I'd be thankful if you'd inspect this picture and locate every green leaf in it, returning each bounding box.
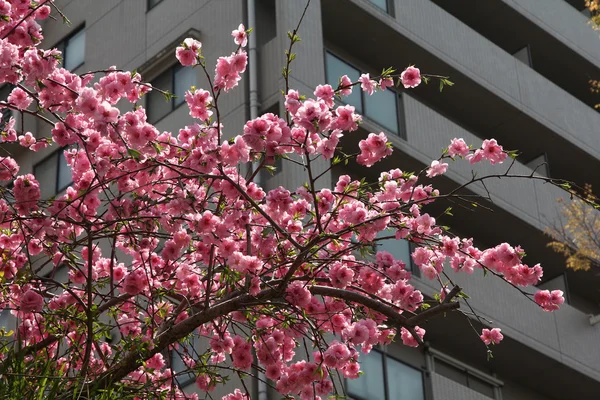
[127,148,141,161]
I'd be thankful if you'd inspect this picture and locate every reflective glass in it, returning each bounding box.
[148,0,163,10]
[325,53,362,113]
[147,70,172,123]
[369,0,388,12]
[173,66,196,107]
[365,89,398,134]
[347,350,385,400]
[57,151,72,191]
[386,358,425,400]
[171,339,195,387]
[34,154,58,199]
[377,230,411,270]
[65,29,85,70]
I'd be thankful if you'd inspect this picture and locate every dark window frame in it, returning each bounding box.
[433,357,499,399]
[0,84,14,131]
[524,152,551,177]
[367,0,395,15]
[54,24,86,71]
[168,337,196,389]
[324,50,406,139]
[346,347,426,400]
[147,63,195,124]
[147,0,164,11]
[512,44,533,68]
[32,147,72,199]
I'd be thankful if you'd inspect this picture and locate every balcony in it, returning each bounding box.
[387,0,600,160]
[505,0,600,67]
[343,93,600,381]
[395,94,568,234]
[431,373,497,400]
[322,0,600,190]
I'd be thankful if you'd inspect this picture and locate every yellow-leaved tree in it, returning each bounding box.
[547,185,600,271]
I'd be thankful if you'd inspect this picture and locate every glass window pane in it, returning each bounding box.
[0,309,13,334]
[467,374,496,398]
[57,150,72,192]
[65,29,85,70]
[435,359,468,386]
[172,339,195,387]
[525,154,549,177]
[364,89,398,134]
[0,85,13,129]
[173,66,196,107]
[369,0,388,12]
[387,358,425,400]
[147,70,173,123]
[55,41,66,68]
[377,230,411,270]
[325,53,362,113]
[34,154,58,199]
[347,351,385,400]
[148,0,163,10]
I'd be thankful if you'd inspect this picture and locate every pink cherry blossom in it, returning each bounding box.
[232,23,248,47]
[534,290,565,312]
[0,156,18,180]
[357,132,392,167]
[20,289,44,313]
[480,328,504,345]
[426,160,448,178]
[176,38,201,67]
[359,73,376,95]
[400,66,421,88]
[7,87,32,109]
[448,137,469,157]
[379,76,394,90]
[339,74,353,96]
[400,326,425,347]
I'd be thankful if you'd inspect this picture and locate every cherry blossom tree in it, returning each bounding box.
[0,1,578,399]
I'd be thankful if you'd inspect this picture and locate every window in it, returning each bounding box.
[170,338,196,388]
[368,0,390,13]
[513,45,532,68]
[0,84,13,130]
[325,52,402,137]
[33,149,72,199]
[56,26,86,71]
[364,89,399,135]
[376,229,418,275]
[429,348,502,399]
[148,0,163,11]
[347,349,425,400]
[256,0,277,46]
[525,153,550,177]
[325,52,362,113]
[147,64,196,124]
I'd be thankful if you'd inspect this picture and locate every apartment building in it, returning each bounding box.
[3,0,600,398]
